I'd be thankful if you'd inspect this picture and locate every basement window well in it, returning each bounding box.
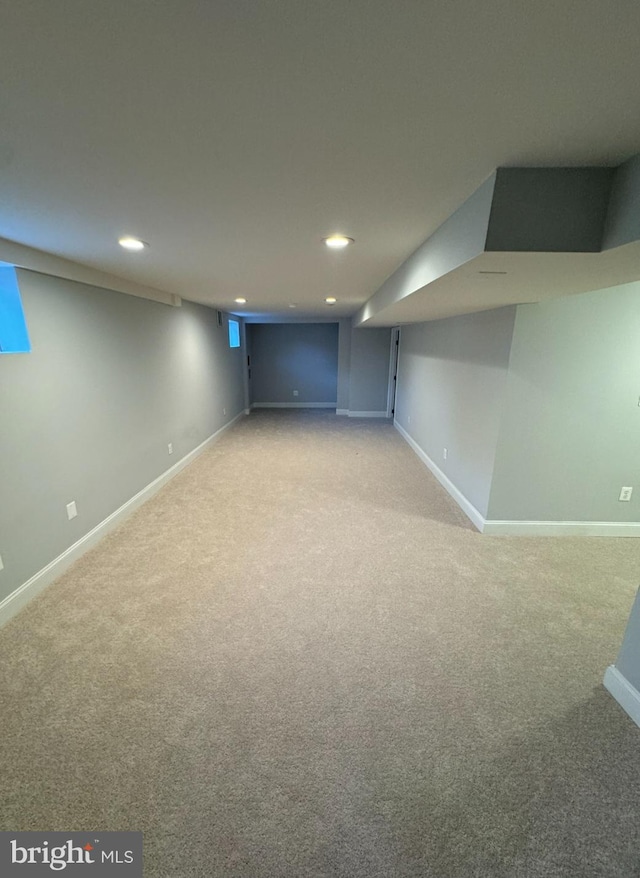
[228,318,240,348]
[0,264,31,354]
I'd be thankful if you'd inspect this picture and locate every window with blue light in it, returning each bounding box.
[228,318,240,348]
[0,264,31,354]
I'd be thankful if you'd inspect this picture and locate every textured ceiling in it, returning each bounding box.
[1,1,640,321]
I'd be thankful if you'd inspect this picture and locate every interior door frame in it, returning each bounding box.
[386,326,400,419]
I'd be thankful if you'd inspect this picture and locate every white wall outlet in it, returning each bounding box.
[223,407,226,416]
[619,486,633,502]
[168,443,173,455]
[0,553,4,572]
[66,501,78,521]
[293,390,299,397]
[407,415,411,424]
[443,448,448,460]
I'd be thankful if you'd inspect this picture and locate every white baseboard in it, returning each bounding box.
[394,421,485,531]
[0,410,247,628]
[347,411,389,418]
[482,520,640,537]
[251,402,336,409]
[604,665,640,728]
[254,405,385,417]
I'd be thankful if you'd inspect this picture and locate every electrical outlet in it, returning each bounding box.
[293,390,299,397]
[66,501,78,521]
[619,487,633,502]
[0,553,4,572]
[407,415,411,424]
[443,448,448,460]
[168,443,173,455]
[223,407,226,416]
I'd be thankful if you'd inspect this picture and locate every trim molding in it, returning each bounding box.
[251,402,336,409]
[250,405,386,417]
[347,411,389,418]
[0,410,246,628]
[482,520,640,537]
[394,420,485,531]
[386,327,400,418]
[604,665,640,728]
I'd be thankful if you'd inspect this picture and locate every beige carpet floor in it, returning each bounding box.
[1,409,640,877]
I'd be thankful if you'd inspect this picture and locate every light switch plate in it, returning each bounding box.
[66,501,78,520]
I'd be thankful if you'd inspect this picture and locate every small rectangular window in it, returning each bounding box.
[0,265,31,354]
[228,318,240,348]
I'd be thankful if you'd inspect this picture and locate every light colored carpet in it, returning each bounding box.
[1,409,639,877]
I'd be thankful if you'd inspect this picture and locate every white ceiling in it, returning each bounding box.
[1,1,640,322]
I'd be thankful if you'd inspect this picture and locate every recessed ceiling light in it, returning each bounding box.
[234,297,247,304]
[288,304,297,309]
[118,236,148,251]
[325,297,337,304]
[323,235,354,249]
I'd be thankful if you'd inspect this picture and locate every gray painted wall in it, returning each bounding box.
[485,167,613,253]
[336,319,352,411]
[615,589,640,693]
[603,154,640,251]
[248,323,339,405]
[0,270,245,603]
[487,282,640,522]
[395,308,516,517]
[348,327,392,413]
